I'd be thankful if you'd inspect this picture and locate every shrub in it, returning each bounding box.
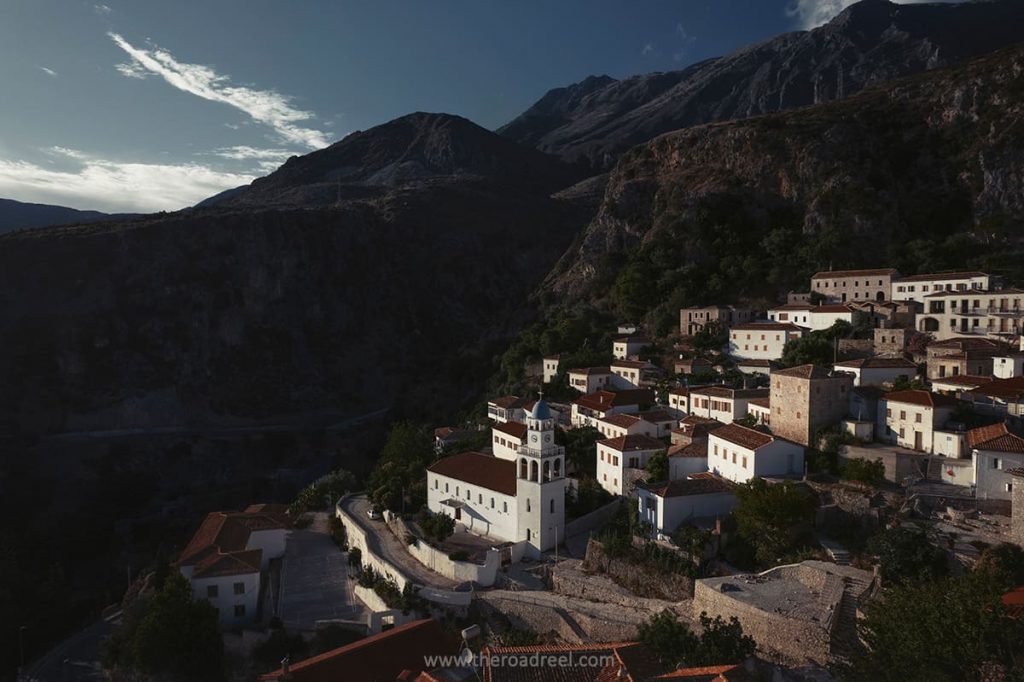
[328,516,347,549]
[417,508,455,544]
[841,457,885,487]
[448,550,470,562]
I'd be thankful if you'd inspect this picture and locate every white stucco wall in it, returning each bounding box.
[708,435,803,483]
[186,571,260,626]
[877,400,955,454]
[994,356,1024,379]
[492,431,523,462]
[427,472,519,542]
[246,528,289,571]
[973,450,1024,501]
[670,455,709,480]
[638,488,736,536]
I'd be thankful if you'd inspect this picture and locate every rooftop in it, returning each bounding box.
[612,359,654,369]
[177,507,291,578]
[668,441,708,458]
[967,423,1024,454]
[834,357,917,369]
[690,386,770,400]
[598,434,666,452]
[811,268,899,279]
[568,366,613,376]
[896,271,989,282]
[599,413,643,429]
[574,389,654,412]
[489,395,532,410]
[640,474,735,498]
[931,374,993,387]
[966,376,1024,400]
[427,452,517,496]
[710,423,776,450]
[492,421,527,439]
[730,322,806,333]
[882,389,959,408]
[258,618,460,682]
[773,364,834,380]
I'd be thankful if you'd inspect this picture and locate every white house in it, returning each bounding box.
[931,375,993,394]
[768,304,855,332]
[668,441,710,479]
[637,474,736,539]
[594,413,657,439]
[747,397,771,426]
[177,505,291,626]
[427,399,566,558]
[832,357,918,387]
[596,434,666,496]
[638,409,679,438]
[613,335,651,360]
[968,423,1024,503]
[491,421,527,461]
[876,389,960,453]
[707,423,804,483]
[570,389,653,428]
[542,355,561,384]
[567,367,614,394]
[487,395,532,424]
[610,359,659,389]
[687,386,770,424]
[892,271,992,305]
[728,323,806,361]
[994,353,1024,379]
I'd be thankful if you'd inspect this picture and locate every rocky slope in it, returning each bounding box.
[500,0,1024,170]
[0,113,586,434]
[546,45,1024,317]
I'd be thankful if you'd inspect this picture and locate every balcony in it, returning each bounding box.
[986,306,1023,316]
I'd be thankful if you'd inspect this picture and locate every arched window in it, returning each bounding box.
[520,458,528,479]
[553,458,562,477]
[549,498,555,513]
[527,528,531,541]
[543,461,551,482]
[527,498,531,513]
[530,461,539,482]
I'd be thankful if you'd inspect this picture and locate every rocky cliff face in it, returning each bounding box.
[0,114,585,434]
[500,0,1024,170]
[548,45,1024,309]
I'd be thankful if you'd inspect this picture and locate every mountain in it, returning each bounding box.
[543,45,1024,328]
[0,113,586,435]
[499,0,1024,170]
[0,197,138,234]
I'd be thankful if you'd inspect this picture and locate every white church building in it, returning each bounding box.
[426,398,566,559]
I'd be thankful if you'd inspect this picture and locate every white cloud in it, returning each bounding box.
[0,149,253,213]
[108,32,329,150]
[641,42,654,56]
[673,22,697,62]
[38,66,58,77]
[94,3,112,14]
[787,0,940,30]
[211,145,293,172]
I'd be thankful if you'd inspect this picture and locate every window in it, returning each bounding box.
[527,499,531,512]
[915,414,922,423]
[207,585,219,599]
[478,494,482,504]
[234,605,246,618]
[1007,483,1014,493]
[899,427,905,438]
[456,486,460,496]
[732,453,736,464]
[550,499,555,513]
[742,456,748,469]
[527,529,532,541]
[233,582,245,595]
[466,489,471,500]
[503,501,508,512]
[445,482,449,493]
[900,411,906,420]
[993,458,1001,469]
[434,479,438,489]
[490,497,495,508]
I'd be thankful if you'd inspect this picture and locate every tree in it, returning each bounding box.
[732,479,816,566]
[734,413,759,428]
[692,320,728,353]
[125,573,224,681]
[849,572,1024,681]
[367,422,435,513]
[840,458,885,487]
[866,526,948,585]
[291,468,357,514]
[558,426,603,477]
[779,334,835,367]
[645,450,669,482]
[637,610,755,669]
[975,542,1024,589]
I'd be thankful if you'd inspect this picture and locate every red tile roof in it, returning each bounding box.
[711,423,776,450]
[668,441,708,458]
[773,364,833,379]
[812,304,855,313]
[929,337,1005,351]
[967,376,1024,400]
[896,271,988,283]
[599,434,666,452]
[1002,587,1024,619]
[640,475,735,497]
[599,413,643,428]
[967,423,1024,453]
[178,508,290,578]
[612,359,653,370]
[490,395,531,409]
[574,389,654,413]
[931,374,993,387]
[811,268,899,279]
[639,409,677,423]
[569,366,613,376]
[834,357,918,369]
[690,386,769,399]
[481,641,665,682]
[654,664,745,680]
[427,452,517,496]
[748,397,771,409]
[770,303,813,311]
[259,618,460,682]
[493,421,528,439]
[882,389,959,408]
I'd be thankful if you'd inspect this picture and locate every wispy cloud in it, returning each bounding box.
[786,0,939,29]
[38,66,58,78]
[211,145,293,172]
[108,32,329,149]
[0,147,253,213]
[94,3,112,14]
[641,42,655,56]
[672,22,697,62]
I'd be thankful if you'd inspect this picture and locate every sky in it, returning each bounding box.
[0,0,940,213]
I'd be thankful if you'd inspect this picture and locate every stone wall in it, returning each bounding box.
[1013,473,1024,548]
[564,497,622,538]
[874,328,912,357]
[771,372,853,447]
[837,339,874,359]
[388,515,501,587]
[839,444,928,485]
[580,538,693,600]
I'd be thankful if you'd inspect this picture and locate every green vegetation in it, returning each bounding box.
[356,566,425,614]
[290,468,357,514]
[417,507,455,544]
[731,479,817,567]
[328,515,347,549]
[597,506,695,577]
[849,571,1024,681]
[367,422,436,514]
[565,476,615,520]
[840,457,885,487]
[105,573,224,681]
[974,543,1024,589]
[644,449,669,482]
[447,550,470,562]
[637,610,756,669]
[866,526,948,585]
[692,320,728,354]
[558,426,604,478]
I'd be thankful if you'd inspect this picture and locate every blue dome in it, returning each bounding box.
[529,398,551,420]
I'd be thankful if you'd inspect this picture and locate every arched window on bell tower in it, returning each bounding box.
[519,458,528,479]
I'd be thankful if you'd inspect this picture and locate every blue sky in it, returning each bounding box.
[0,1,924,212]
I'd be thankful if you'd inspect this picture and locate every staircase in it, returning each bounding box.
[829,573,874,665]
[925,457,944,482]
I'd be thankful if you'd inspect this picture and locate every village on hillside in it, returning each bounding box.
[138,268,1024,682]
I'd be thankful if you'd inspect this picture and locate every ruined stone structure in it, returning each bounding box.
[770,365,854,447]
[692,561,875,667]
[874,327,913,357]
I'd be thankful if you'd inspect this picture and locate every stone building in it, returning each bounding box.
[873,327,913,357]
[1010,468,1024,548]
[925,337,1004,380]
[692,561,875,667]
[770,364,854,447]
[811,267,899,303]
[679,305,755,336]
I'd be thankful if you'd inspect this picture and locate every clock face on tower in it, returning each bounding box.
[544,435,551,443]
[531,434,538,442]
